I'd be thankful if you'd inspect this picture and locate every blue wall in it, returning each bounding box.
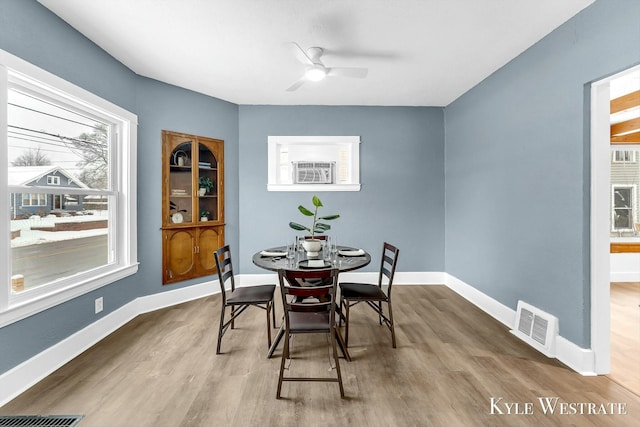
[237,106,445,273]
[0,0,239,374]
[445,0,640,347]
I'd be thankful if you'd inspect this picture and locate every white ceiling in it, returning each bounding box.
[38,0,595,107]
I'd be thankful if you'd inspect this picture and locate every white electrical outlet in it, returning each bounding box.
[95,297,103,314]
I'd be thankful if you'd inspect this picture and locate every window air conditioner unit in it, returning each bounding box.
[292,161,335,184]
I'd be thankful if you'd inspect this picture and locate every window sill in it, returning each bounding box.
[267,184,361,192]
[0,263,139,328]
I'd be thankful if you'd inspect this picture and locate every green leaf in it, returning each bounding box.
[314,223,331,232]
[289,222,310,232]
[312,195,323,207]
[298,205,314,216]
[318,214,340,221]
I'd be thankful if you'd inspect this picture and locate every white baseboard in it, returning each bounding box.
[609,253,640,282]
[0,270,595,406]
[444,273,596,376]
[445,273,515,327]
[556,336,596,375]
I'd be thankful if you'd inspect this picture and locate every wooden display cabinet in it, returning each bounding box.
[161,130,224,284]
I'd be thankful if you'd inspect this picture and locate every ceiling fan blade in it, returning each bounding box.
[327,67,368,79]
[286,77,307,92]
[290,42,315,66]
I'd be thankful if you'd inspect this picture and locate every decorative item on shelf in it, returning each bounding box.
[170,201,187,224]
[198,176,214,196]
[200,210,210,221]
[172,149,190,167]
[198,161,212,168]
[289,195,340,257]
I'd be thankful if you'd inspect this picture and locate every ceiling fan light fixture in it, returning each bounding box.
[305,65,327,82]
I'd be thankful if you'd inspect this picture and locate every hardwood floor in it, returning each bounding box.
[2,285,640,426]
[609,282,640,396]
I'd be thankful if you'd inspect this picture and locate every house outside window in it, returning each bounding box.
[21,193,47,207]
[612,185,635,231]
[1,48,138,327]
[610,148,640,237]
[612,150,637,163]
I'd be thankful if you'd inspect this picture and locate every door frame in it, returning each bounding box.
[590,64,640,374]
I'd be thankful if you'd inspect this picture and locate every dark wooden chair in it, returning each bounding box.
[214,245,276,354]
[339,242,399,348]
[276,268,344,398]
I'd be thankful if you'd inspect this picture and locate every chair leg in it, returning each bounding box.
[216,304,226,354]
[231,306,236,329]
[266,301,272,348]
[339,298,344,327]
[277,329,290,399]
[387,300,396,348]
[378,301,383,325]
[344,300,350,347]
[330,327,345,398]
[272,299,277,328]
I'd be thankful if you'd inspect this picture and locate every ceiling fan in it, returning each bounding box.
[286,42,368,92]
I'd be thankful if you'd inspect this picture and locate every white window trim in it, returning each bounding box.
[0,48,138,328]
[611,184,636,232]
[47,175,60,185]
[267,136,360,191]
[612,149,637,163]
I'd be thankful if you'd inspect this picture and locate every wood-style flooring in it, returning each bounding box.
[609,282,640,396]
[2,285,640,426]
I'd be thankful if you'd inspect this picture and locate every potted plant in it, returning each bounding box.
[200,210,210,221]
[289,195,340,255]
[198,176,214,196]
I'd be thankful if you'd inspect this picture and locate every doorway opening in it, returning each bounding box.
[591,64,640,394]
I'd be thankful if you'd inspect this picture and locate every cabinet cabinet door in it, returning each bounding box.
[165,135,194,225]
[196,139,224,224]
[163,229,196,283]
[196,226,224,276]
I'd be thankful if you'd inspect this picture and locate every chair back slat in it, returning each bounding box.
[284,283,333,298]
[288,301,332,312]
[278,269,338,318]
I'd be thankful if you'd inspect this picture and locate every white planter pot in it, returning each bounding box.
[301,239,322,257]
[198,188,206,196]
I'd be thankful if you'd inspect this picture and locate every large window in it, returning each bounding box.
[1,49,138,326]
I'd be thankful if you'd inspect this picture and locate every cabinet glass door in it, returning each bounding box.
[169,140,193,224]
[197,142,218,223]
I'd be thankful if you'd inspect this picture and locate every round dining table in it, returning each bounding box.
[252,245,371,273]
[252,245,371,360]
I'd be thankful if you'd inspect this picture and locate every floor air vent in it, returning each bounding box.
[0,415,84,427]
[511,300,558,357]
